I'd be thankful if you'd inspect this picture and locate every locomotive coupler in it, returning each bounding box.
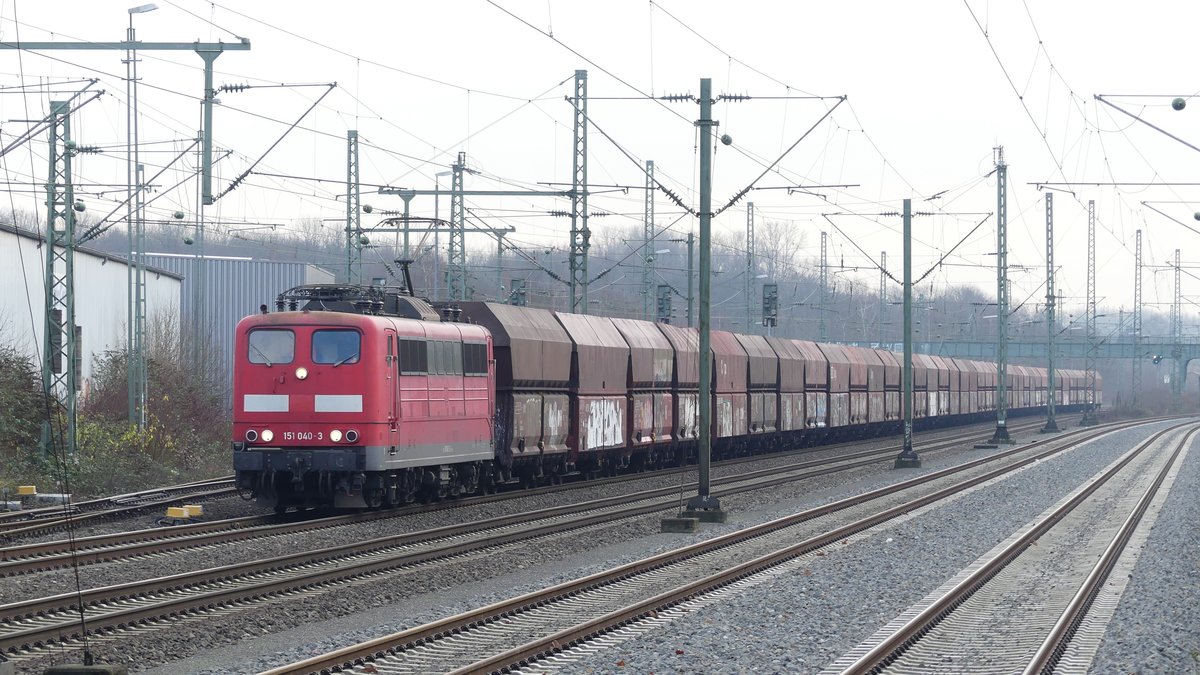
[290,457,307,488]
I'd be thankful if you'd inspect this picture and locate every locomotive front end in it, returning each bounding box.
[232,311,383,509]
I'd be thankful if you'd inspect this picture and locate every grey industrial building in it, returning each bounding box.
[0,223,182,395]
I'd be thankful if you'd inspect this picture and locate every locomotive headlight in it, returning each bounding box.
[261,429,275,443]
[295,367,308,380]
[345,429,359,443]
[329,429,343,443]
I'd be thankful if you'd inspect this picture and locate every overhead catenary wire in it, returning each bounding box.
[212,83,336,202]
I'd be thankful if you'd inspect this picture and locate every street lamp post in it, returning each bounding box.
[126,2,157,429]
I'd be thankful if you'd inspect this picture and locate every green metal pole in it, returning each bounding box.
[819,231,828,342]
[346,130,360,284]
[746,202,754,334]
[41,101,78,457]
[990,147,1013,443]
[199,51,219,206]
[449,151,465,300]
[401,191,414,260]
[687,78,723,516]
[569,69,589,313]
[895,199,920,467]
[643,160,655,321]
[687,231,695,328]
[1172,248,1182,411]
[1132,230,1142,409]
[1042,192,1060,432]
[1081,200,1100,425]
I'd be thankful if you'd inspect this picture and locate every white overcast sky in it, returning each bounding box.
[1,0,1197,331]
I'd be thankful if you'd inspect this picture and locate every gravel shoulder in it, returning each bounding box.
[1087,429,1200,674]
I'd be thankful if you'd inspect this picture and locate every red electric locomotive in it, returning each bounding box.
[232,285,495,509]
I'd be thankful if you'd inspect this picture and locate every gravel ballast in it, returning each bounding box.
[1086,429,1200,674]
[10,415,1167,675]
[557,419,1197,675]
[0,422,1001,605]
[94,419,1176,675]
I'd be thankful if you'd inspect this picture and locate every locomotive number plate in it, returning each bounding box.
[281,431,324,441]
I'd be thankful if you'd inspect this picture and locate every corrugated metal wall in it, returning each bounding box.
[143,254,335,393]
[0,225,182,394]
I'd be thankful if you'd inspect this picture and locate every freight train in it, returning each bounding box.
[231,284,1101,510]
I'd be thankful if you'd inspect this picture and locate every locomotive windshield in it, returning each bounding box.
[247,329,294,365]
[313,329,361,366]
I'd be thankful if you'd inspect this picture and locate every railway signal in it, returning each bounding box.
[656,284,673,324]
[762,283,778,328]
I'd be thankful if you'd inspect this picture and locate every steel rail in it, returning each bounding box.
[0,476,234,524]
[0,418,1127,657]
[260,418,1163,675]
[1022,426,1196,675]
[0,423,1018,610]
[0,421,976,542]
[834,421,1195,674]
[1,417,1058,575]
[0,482,237,541]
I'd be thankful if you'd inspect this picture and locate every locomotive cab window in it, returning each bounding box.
[247,329,295,365]
[312,329,361,366]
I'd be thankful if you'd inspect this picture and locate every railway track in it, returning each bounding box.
[825,422,1196,674]
[0,417,1061,576]
[0,476,237,540]
[0,416,1110,661]
[0,421,1009,546]
[230,418,1172,674]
